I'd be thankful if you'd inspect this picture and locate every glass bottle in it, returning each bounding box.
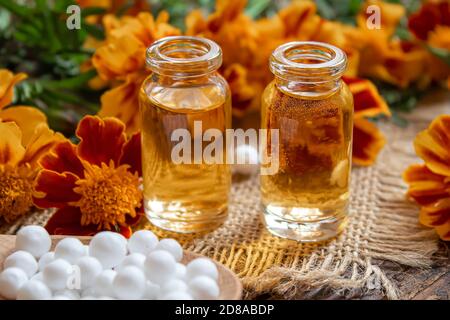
[140,36,231,233]
[260,41,353,242]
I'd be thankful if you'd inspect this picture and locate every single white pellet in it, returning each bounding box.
[42,259,73,291]
[77,256,103,289]
[54,238,85,264]
[89,232,127,269]
[189,276,220,300]
[143,281,160,300]
[93,269,116,297]
[15,226,51,258]
[186,258,218,281]
[128,230,158,255]
[112,266,146,300]
[155,239,183,262]
[17,280,52,300]
[160,279,188,295]
[38,252,55,271]
[144,250,176,285]
[0,267,28,300]
[4,250,38,278]
[115,253,146,272]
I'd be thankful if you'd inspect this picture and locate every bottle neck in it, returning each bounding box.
[270,41,347,98]
[146,36,222,79]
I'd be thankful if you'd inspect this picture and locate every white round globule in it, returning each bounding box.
[188,276,220,300]
[17,280,52,300]
[112,266,146,300]
[175,263,186,280]
[233,144,259,175]
[0,267,28,300]
[155,239,183,262]
[4,250,38,278]
[54,289,80,300]
[186,258,218,281]
[160,279,188,296]
[161,292,193,300]
[143,281,160,300]
[42,259,73,291]
[89,232,128,269]
[38,252,55,271]
[128,230,158,255]
[115,253,146,272]
[31,272,43,282]
[15,225,51,258]
[144,250,176,285]
[77,256,103,289]
[93,269,116,297]
[54,238,85,264]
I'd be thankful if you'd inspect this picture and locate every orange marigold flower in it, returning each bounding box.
[404,115,450,240]
[34,116,142,237]
[343,76,390,166]
[0,69,64,222]
[408,0,450,41]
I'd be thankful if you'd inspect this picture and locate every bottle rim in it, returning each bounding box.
[270,41,347,83]
[146,36,222,77]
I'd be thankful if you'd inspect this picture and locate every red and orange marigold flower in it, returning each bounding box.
[0,69,64,222]
[404,115,450,241]
[33,115,142,238]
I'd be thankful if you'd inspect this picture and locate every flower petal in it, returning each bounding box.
[40,141,85,178]
[343,76,391,119]
[0,106,47,146]
[76,115,127,166]
[0,70,27,109]
[119,131,142,176]
[414,115,450,177]
[419,198,450,241]
[34,170,81,208]
[45,206,98,236]
[20,123,65,169]
[0,122,25,165]
[352,118,386,166]
[403,164,448,206]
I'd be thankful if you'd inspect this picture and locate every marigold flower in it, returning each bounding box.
[404,115,450,240]
[0,69,64,222]
[34,116,142,237]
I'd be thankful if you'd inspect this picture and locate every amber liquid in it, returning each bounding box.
[261,81,353,242]
[140,80,231,233]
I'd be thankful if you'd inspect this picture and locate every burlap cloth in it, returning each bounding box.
[1,92,448,299]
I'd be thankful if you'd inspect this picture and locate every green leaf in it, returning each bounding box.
[42,69,97,90]
[81,7,107,17]
[0,0,31,18]
[83,22,105,40]
[427,45,450,66]
[245,0,271,19]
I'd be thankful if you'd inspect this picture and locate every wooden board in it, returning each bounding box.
[0,235,243,300]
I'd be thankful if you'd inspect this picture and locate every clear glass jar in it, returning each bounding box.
[140,36,232,233]
[260,41,354,242]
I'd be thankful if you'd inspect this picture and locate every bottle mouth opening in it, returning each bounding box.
[270,41,347,82]
[146,36,222,77]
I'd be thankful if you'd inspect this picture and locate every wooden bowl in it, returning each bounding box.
[0,235,242,300]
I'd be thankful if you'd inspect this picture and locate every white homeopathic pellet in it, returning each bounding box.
[54,237,85,264]
[42,259,73,291]
[155,239,183,262]
[93,269,116,297]
[116,253,146,272]
[38,252,55,271]
[128,230,158,255]
[89,232,128,269]
[186,258,218,281]
[77,256,103,289]
[189,276,220,300]
[160,279,188,296]
[143,281,160,300]
[15,226,51,258]
[17,280,52,300]
[0,268,28,300]
[144,250,176,285]
[4,250,38,278]
[112,266,146,300]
